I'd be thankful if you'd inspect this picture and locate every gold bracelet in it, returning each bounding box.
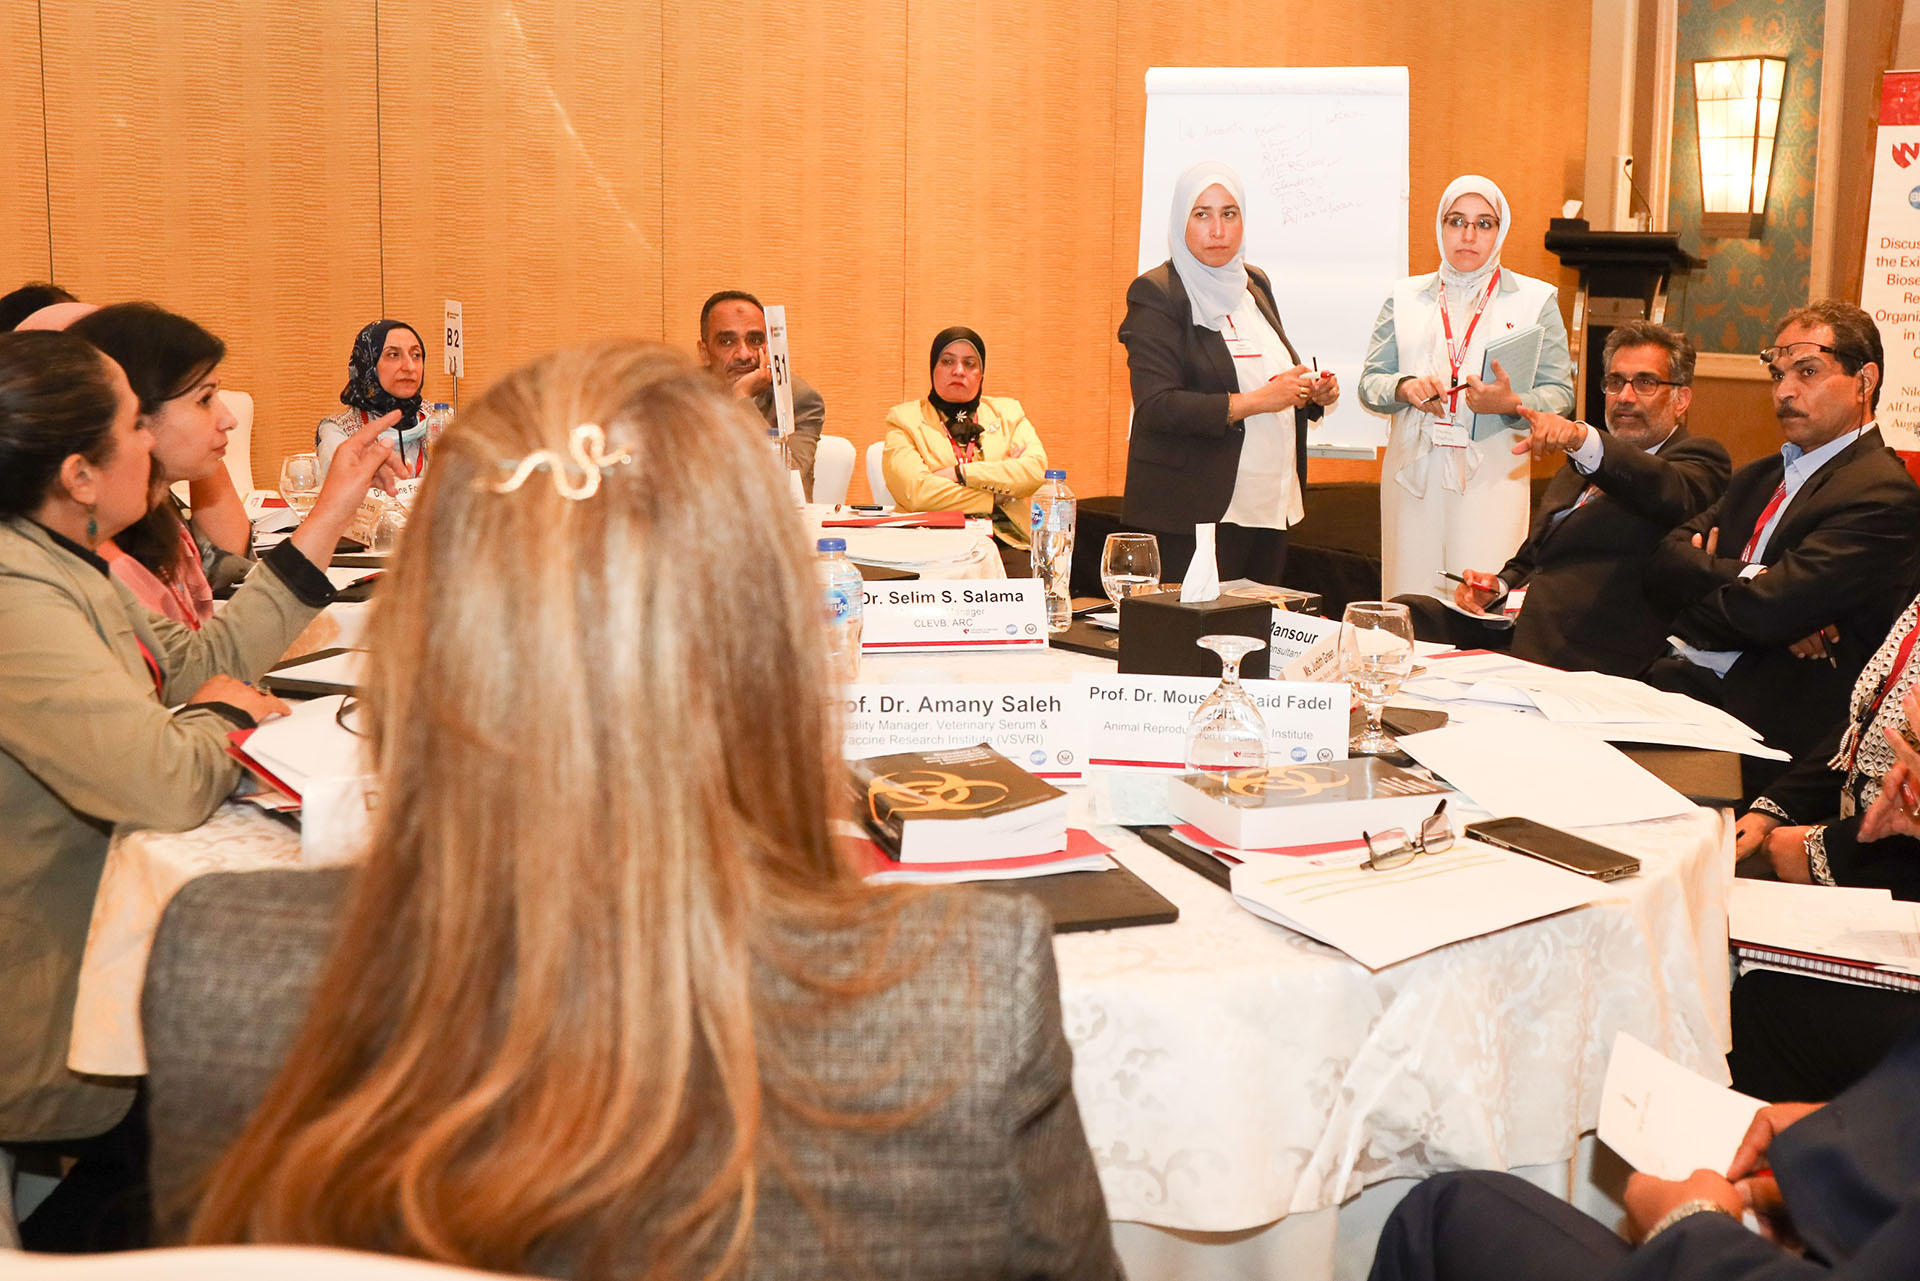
[1644,1198,1731,1242]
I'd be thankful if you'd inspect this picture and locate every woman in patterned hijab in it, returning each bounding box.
[315,320,451,477]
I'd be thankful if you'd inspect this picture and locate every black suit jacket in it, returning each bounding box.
[1645,427,1920,754]
[1617,1025,1920,1280]
[1498,426,1730,676]
[1118,262,1321,534]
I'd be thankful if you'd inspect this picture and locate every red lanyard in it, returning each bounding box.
[1741,482,1789,561]
[133,636,164,696]
[1438,269,1499,417]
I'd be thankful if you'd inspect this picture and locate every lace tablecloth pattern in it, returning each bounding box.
[71,791,1729,1243]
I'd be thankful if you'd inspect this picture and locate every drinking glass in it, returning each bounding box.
[1184,634,1269,786]
[1339,601,1415,755]
[279,452,321,517]
[1101,533,1162,608]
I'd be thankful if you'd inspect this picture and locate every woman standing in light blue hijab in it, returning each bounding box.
[1118,161,1338,586]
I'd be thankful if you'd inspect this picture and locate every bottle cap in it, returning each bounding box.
[1044,468,1066,480]
[817,537,847,553]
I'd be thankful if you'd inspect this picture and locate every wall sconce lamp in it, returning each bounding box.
[1691,55,1786,239]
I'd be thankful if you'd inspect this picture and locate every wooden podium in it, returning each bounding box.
[1543,223,1704,422]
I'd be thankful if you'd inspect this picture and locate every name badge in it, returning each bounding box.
[860,579,1050,655]
[1432,421,1470,449]
[1075,674,1350,772]
[842,682,1080,782]
[1224,337,1263,360]
[1267,610,1344,681]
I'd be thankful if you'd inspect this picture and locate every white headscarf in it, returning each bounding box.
[1168,161,1250,332]
[1434,174,1511,293]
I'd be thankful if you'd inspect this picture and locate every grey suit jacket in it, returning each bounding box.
[142,869,1123,1280]
[752,374,827,501]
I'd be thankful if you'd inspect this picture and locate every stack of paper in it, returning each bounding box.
[1401,651,1786,760]
[1227,836,1600,969]
[1730,880,1920,991]
[227,694,368,806]
[831,528,997,572]
[1395,715,1694,828]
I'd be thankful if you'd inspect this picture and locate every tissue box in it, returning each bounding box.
[1117,590,1273,679]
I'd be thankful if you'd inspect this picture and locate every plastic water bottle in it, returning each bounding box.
[1029,469,1076,634]
[818,537,864,683]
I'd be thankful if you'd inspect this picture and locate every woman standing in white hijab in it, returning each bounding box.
[1360,175,1574,600]
[1120,161,1338,585]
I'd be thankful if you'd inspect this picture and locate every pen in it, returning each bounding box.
[1439,571,1469,586]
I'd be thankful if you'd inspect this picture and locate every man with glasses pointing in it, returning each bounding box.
[1645,300,1920,768]
[1395,320,1729,677]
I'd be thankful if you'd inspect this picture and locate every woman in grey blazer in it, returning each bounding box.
[145,340,1122,1280]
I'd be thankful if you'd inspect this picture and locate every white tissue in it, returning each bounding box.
[1561,199,1583,219]
[1180,523,1221,603]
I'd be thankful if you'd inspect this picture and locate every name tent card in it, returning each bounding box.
[861,580,1050,654]
[843,683,1080,782]
[443,300,464,378]
[765,304,795,438]
[1269,610,1343,681]
[1075,674,1351,771]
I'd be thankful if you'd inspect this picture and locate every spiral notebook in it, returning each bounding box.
[1470,323,1546,436]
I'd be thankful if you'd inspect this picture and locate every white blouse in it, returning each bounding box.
[1219,292,1303,531]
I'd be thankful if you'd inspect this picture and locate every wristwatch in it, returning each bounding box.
[1644,1198,1731,1242]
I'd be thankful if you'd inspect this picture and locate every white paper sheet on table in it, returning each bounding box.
[323,565,383,590]
[1597,1032,1762,1181]
[839,528,993,569]
[1730,880,1920,974]
[240,694,368,792]
[1227,836,1601,970]
[1396,716,1694,827]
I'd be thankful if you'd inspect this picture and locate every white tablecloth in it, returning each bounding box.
[69,643,1732,1281]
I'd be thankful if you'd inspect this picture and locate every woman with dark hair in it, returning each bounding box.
[882,326,1049,556]
[145,341,1119,1281]
[316,320,451,478]
[0,329,396,1233]
[67,303,252,628]
[0,281,76,332]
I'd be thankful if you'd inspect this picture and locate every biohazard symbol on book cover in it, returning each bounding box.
[1221,765,1344,800]
[868,770,1012,822]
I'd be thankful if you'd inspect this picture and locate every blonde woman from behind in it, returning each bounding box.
[141,340,1121,1281]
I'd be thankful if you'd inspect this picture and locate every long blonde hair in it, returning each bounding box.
[188,342,918,1277]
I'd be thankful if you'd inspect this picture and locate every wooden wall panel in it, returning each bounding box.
[1111,1,1592,488]
[0,0,51,289]
[39,0,381,486]
[662,0,907,503]
[375,0,663,410]
[903,0,1119,493]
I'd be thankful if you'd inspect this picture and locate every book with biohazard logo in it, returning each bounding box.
[850,743,1069,863]
[1167,758,1454,852]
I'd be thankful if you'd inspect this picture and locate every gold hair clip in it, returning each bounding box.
[488,423,634,501]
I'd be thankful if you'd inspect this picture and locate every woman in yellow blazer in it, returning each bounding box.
[883,327,1048,552]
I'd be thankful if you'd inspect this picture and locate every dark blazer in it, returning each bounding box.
[1614,1024,1920,1280]
[1498,426,1730,676]
[140,870,1122,1280]
[1118,261,1321,534]
[1644,427,1920,756]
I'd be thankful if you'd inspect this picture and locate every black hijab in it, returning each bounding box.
[927,327,986,444]
[340,320,426,432]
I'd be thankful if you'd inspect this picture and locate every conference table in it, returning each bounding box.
[68,593,1731,1281]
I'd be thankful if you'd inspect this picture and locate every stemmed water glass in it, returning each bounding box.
[1339,601,1415,755]
[279,453,321,516]
[1184,634,1269,788]
[1101,533,1162,608]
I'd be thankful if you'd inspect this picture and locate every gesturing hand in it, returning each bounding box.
[1512,405,1588,458]
[1463,359,1522,416]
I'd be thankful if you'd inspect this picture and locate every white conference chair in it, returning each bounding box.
[811,434,855,507]
[865,441,895,508]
